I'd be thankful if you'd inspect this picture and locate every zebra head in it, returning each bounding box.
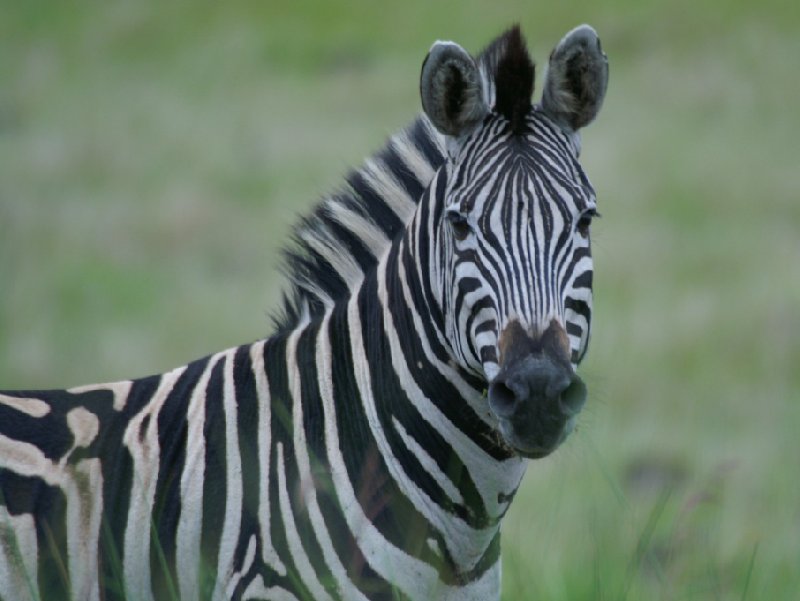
[421,26,608,459]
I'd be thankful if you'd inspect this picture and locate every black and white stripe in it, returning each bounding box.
[0,25,608,600]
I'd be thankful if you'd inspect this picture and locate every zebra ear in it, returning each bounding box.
[541,25,609,131]
[420,41,488,137]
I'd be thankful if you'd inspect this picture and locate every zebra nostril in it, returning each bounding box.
[559,376,587,416]
[488,379,523,418]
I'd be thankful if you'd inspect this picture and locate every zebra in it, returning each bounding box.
[0,24,608,601]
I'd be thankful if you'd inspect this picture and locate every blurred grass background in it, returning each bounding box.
[1,1,798,599]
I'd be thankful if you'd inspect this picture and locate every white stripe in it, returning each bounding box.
[0,394,50,418]
[177,353,226,601]
[391,120,441,184]
[326,200,389,256]
[213,349,244,600]
[361,158,417,221]
[293,275,334,309]
[65,407,100,456]
[0,435,63,486]
[299,224,364,292]
[275,443,334,601]
[251,340,286,576]
[122,365,186,601]
[67,458,104,601]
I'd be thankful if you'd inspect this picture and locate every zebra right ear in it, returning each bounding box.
[541,25,608,132]
[420,41,488,137]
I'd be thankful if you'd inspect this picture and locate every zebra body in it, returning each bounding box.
[0,274,521,600]
[0,25,608,600]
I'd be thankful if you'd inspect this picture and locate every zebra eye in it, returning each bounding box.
[446,210,472,241]
[576,208,599,238]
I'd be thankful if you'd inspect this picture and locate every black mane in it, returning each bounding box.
[480,25,536,134]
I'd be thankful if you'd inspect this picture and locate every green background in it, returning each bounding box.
[1,1,798,599]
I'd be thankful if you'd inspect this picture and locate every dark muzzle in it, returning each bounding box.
[488,320,587,458]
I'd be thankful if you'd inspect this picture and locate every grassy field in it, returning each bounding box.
[2,1,799,599]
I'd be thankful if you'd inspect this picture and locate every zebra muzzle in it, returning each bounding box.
[488,320,587,458]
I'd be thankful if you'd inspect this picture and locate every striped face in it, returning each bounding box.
[440,110,596,381]
[421,25,608,458]
[436,111,596,458]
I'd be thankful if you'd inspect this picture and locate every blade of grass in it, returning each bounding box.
[150,519,180,601]
[0,505,42,601]
[619,488,671,601]
[739,543,758,601]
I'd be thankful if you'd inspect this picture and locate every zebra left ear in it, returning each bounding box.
[541,25,609,132]
[420,41,489,137]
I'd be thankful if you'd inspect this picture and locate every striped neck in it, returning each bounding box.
[335,174,529,576]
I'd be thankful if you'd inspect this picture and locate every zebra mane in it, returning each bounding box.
[479,25,535,134]
[273,27,534,331]
[272,116,446,330]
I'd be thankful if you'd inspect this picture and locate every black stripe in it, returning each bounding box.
[230,344,264,583]
[381,144,426,202]
[151,361,204,599]
[101,376,160,600]
[572,270,593,290]
[199,356,228,596]
[409,117,445,167]
[262,334,315,600]
[564,297,592,323]
[289,323,342,599]
[347,171,406,241]
[0,394,72,462]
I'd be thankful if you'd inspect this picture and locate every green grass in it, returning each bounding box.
[1,1,799,599]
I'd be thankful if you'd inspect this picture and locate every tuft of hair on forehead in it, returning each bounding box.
[480,25,535,134]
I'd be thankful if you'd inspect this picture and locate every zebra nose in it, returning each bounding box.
[488,354,575,419]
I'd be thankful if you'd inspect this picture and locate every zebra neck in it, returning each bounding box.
[323,238,528,573]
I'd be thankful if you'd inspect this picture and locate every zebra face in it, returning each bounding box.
[421,25,608,458]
